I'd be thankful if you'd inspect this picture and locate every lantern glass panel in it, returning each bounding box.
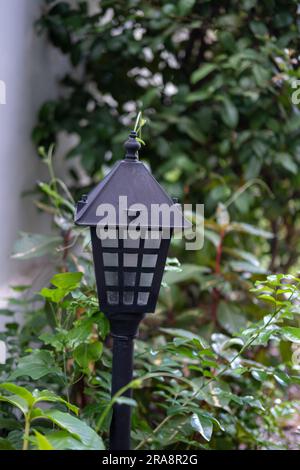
[124,238,140,249]
[124,253,138,267]
[142,254,158,268]
[124,272,136,286]
[139,272,154,287]
[103,252,118,267]
[107,291,119,305]
[101,238,118,248]
[123,291,134,305]
[105,271,118,286]
[144,231,162,249]
[137,292,150,305]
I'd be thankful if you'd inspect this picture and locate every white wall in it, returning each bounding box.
[0,0,67,298]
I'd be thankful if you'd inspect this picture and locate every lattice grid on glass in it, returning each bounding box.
[91,227,171,314]
[101,230,164,308]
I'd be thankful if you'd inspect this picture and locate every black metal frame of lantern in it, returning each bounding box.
[75,131,191,451]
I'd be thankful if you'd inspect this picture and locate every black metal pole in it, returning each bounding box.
[110,333,134,450]
[108,313,144,451]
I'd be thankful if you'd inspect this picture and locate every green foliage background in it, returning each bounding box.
[1,0,300,451]
[35,0,300,272]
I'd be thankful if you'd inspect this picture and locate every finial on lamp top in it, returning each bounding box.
[124,131,141,160]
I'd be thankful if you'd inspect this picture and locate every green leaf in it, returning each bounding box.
[178,122,206,144]
[224,248,260,267]
[229,261,267,274]
[0,395,28,416]
[7,429,23,450]
[273,371,291,386]
[0,438,15,450]
[73,342,103,369]
[39,287,68,303]
[258,294,276,304]
[178,0,195,15]
[221,98,239,128]
[0,383,34,416]
[217,302,247,334]
[32,390,79,415]
[39,410,105,450]
[191,64,217,84]
[95,313,110,339]
[274,12,293,28]
[190,413,213,441]
[250,21,268,36]
[33,431,54,450]
[40,272,83,303]
[205,230,221,248]
[229,222,273,239]
[0,417,22,431]
[10,350,62,380]
[0,383,34,407]
[281,327,300,344]
[50,272,83,290]
[186,90,211,103]
[66,319,95,348]
[242,395,265,410]
[253,64,270,87]
[199,380,232,408]
[276,153,298,174]
[42,431,89,450]
[160,327,208,348]
[251,369,269,382]
[38,182,75,213]
[39,330,68,352]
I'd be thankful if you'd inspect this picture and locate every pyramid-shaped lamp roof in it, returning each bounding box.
[75,131,191,230]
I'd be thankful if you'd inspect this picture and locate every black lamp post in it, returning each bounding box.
[75,131,190,450]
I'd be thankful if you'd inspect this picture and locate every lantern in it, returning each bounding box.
[75,131,190,450]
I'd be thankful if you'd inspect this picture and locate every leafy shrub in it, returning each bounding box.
[0,163,299,450]
[1,265,300,449]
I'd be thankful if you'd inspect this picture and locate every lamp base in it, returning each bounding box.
[107,312,145,338]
